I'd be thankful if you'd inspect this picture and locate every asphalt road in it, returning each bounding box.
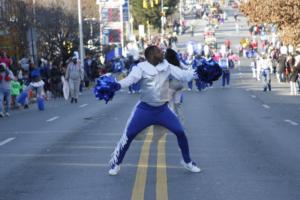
[0,6,300,200]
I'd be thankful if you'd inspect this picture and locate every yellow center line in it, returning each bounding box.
[156,133,168,200]
[131,127,153,200]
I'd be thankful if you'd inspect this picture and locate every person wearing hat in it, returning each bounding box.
[0,63,14,117]
[65,54,84,103]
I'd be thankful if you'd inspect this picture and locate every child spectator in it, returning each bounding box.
[10,76,22,109]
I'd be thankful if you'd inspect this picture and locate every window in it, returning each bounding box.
[109,29,121,43]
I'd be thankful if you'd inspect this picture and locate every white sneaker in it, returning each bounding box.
[181,160,201,173]
[0,112,4,117]
[5,113,10,117]
[109,164,120,175]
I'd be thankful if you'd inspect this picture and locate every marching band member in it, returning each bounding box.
[257,53,273,92]
[108,46,201,175]
[165,48,185,124]
[17,66,46,111]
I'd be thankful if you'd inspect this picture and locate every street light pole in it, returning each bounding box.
[30,0,36,64]
[179,0,182,24]
[128,0,133,37]
[77,0,84,65]
[161,0,164,36]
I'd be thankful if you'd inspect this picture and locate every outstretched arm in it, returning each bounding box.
[118,66,142,88]
[169,61,195,82]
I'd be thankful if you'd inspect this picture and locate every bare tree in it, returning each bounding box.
[35,4,78,63]
[1,0,100,62]
[0,0,30,58]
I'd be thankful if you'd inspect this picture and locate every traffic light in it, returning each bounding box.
[65,41,73,54]
[143,0,148,9]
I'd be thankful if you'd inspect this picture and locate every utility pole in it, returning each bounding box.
[30,0,36,64]
[161,0,164,36]
[77,0,84,65]
[128,0,133,38]
[120,2,124,51]
[179,0,183,24]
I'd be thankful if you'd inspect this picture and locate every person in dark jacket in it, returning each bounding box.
[50,62,63,98]
[277,53,286,82]
[84,56,93,88]
[90,57,99,81]
[289,53,300,95]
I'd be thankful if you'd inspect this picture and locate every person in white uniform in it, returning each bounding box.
[109,46,201,175]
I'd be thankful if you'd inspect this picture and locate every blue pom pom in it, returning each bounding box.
[37,97,45,111]
[17,91,28,105]
[195,59,222,83]
[93,75,121,103]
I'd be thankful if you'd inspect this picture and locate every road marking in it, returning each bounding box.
[284,119,299,126]
[156,134,168,200]
[35,162,182,169]
[0,137,16,146]
[46,116,59,122]
[79,104,88,108]
[131,127,153,200]
[251,95,256,98]
[59,145,114,149]
[262,104,270,109]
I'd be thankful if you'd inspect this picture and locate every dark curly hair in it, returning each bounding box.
[144,45,157,61]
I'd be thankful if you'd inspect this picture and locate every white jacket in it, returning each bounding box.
[257,57,273,73]
[119,60,194,106]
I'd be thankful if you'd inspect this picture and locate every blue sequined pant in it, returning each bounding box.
[111,102,192,166]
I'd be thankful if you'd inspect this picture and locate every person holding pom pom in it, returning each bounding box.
[108,46,202,175]
[17,66,46,111]
[165,48,185,124]
[0,63,14,117]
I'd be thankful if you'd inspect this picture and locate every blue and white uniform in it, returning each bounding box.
[110,60,195,167]
[219,57,230,87]
[257,56,272,91]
